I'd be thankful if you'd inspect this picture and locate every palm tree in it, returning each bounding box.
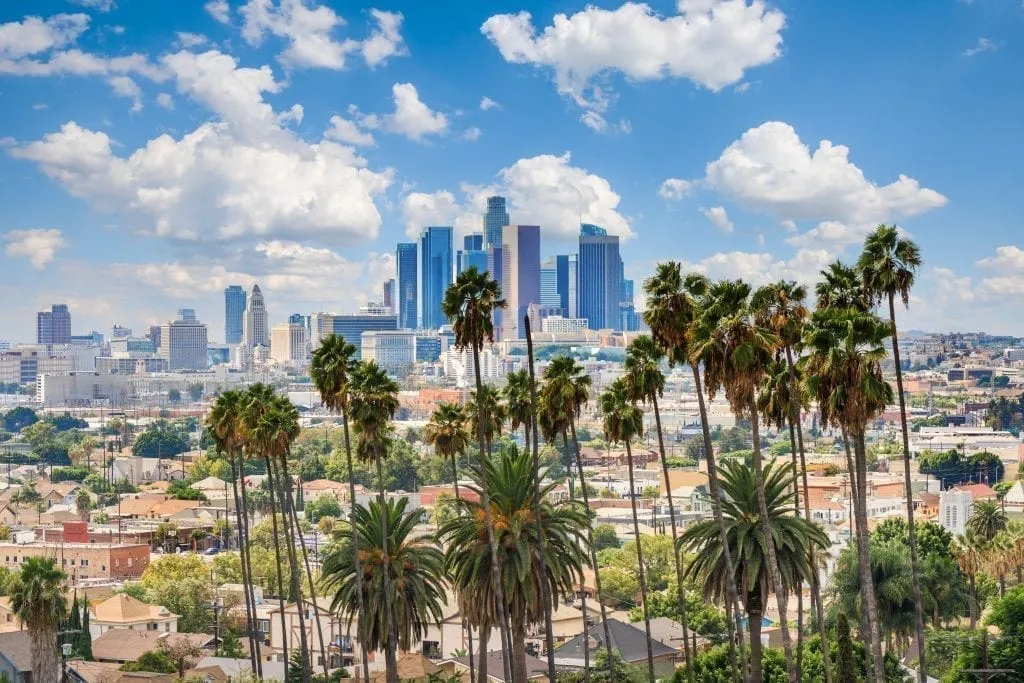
[540,355,616,675]
[858,223,927,681]
[952,531,985,629]
[967,500,1009,541]
[207,390,262,676]
[599,378,656,682]
[680,460,828,683]
[424,402,476,678]
[466,384,506,448]
[815,261,871,312]
[689,279,799,683]
[643,262,745,683]
[440,444,590,683]
[503,369,533,445]
[349,360,402,683]
[310,334,370,680]
[803,307,892,682]
[323,497,446,658]
[624,334,693,672]
[10,557,66,682]
[442,266,513,682]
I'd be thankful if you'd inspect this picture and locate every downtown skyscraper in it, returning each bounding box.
[396,243,418,330]
[243,284,269,348]
[456,232,488,275]
[555,254,578,318]
[578,224,620,330]
[224,285,246,344]
[483,196,509,249]
[420,226,453,329]
[499,225,541,340]
[36,304,71,344]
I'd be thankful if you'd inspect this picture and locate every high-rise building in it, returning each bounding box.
[36,304,71,345]
[177,308,197,322]
[224,285,246,345]
[160,312,209,371]
[579,226,620,331]
[487,245,504,334]
[540,259,560,308]
[419,227,453,330]
[484,196,509,249]
[244,284,269,348]
[500,225,541,340]
[361,330,417,374]
[396,243,418,330]
[311,311,399,359]
[270,323,308,366]
[288,313,305,326]
[110,325,132,340]
[555,254,578,318]
[457,232,488,275]
[382,279,395,310]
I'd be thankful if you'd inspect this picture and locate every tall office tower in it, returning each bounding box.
[312,310,399,359]
[288,313,304,325]
[457,232,488,275]
[484,196,509,248]
[487,245,503,335]
[224,285,246,344]
[579,226,620,330]
[419,226,453,330]
[540,259,560,308]
[382,279,395,310]
[110,325,132,340]
[160,313,209,371]
[243,284,269,348]
[177,308,197,322]
[500,225,541,340]
[555,254,578,318]
[148,325,162,349]
[270,323,309,365]
[620,277,639,331]
[36,304,71,344]
[396,243,418,330]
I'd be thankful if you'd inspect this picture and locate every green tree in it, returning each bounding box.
[9,557,66,682]
[305,495,341,521]
[138,554,217,633]
[835,613,860,683]
[592,524,620,551]
[966,500,1008,542]
[2,406,38,432]
[132,420,189,458]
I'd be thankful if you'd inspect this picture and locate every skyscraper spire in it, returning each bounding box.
[244,284,269,348]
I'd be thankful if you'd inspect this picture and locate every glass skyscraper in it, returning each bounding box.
[579,226,620,330]
[224,285,246,344]
[500,225,541,340]
[555,254,577,318]
[540,259,560,308]
[36,304,71,345]
[457,232,488,275]
[419,226,453,330]
[396,243,418,330]
[484,196,509,248]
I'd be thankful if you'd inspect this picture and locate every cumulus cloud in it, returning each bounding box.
[703,206,733,233]
[11,49,393,245]
[963,37,999,57]
[205,0,231,24]
[684,247,832,288]
[107,74,142,111]
[977,245,1024,271]
[0,13,91,59]
[3,228,66,268]
[480,96,500,111]
[461,127,482,141]
[354,82,448,141]
[68,0,116,11]
[482,1,785,122]
[175,32,209,49]
[658,178,691,200]
[155,92,174,109]
[240,1,406,70]
[324,115,375,146]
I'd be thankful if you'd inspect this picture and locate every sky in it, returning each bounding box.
[1,0,1022,343]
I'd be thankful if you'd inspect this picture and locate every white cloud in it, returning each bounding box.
[480,96,500,111]
[699,121,947,244]
[155,92,174,109]
[461,127,482,141]
[3,229,66,268]
[0,13,91,59]
[359,82,448,141]
[703,206,733,233]
[67,0,116,11]
[482,0,785,120]
[239,1,406,70]
[107,74,142,111]
[11,50,394,245]
[324,115,375,146]
[175,32,209,49]
[658,178,692,200]
[963,37,999,57]
[205,0,231,24]
[977,245,1024,271]
[685,248,832,288]
[401,191,463,238]
[32,103,48,111]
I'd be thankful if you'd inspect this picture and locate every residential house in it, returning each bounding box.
[1003,480,1024,512]
[0,631,31,683]
[91,630,212,665]
[553,619,679,679]
[268,598,355,671]
[67,659,176,682]
[647,616,711,656]
[440,651,547,682]
[90,593,179,638]
[189,657,286,682]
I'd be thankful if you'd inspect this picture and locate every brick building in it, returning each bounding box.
[0,538,149,581]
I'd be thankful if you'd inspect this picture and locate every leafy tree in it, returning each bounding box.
[51,466,90,483]
[2,407,38,433]
[592,524,620,551]
[167,388,182,404]
[305,495,342,521]
[138,554,217,633]
[834,613,859,683]
[187,383,204,402]
[120,649,176,673]
[132,420,189,458]
[598,566,639,605]
[216,628,244,658]
[983,584,1024,677]
[167,479,207,501]
[557,648,648,683]
[918,449,1004,488]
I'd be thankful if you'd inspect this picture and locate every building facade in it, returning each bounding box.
[541,316,589,335]
[36,304,71,345]
[244,284,269,349]
[420,226,453,330]
[396,243,418,330]
[270,323,308,366]
[361,330,417,374]
[159,316,209,371]
[484,195,509,249]
[579,225,620,330]
[315,312,399,359]
[556,254,578,318]
[0,542,149,581]
[382,278,395,310]
[939,489,972,535]
[500,225,541,340]
[223,285,247,344]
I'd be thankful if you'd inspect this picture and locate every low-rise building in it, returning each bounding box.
[90,593,179,638]
[0,541,149,581]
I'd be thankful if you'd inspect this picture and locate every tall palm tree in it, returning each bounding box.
[322,497,446,658]
[10,557,66,682]
[503,369,533,445]
[441,444,590,683]
[424,402,476,679]
[680,460,828,683]
[349,360,402,683]
[207,390,262,677]
[952,530,985,629]
[803,307,893,683]
[858,223,926,681]
[539,355,616,675]
[815,261,871,312]
[643,262,745,683]
[442,266,513,682]
[624,334,693,672]
[968,500,1010,596]
[599,378,656,682]
[466,384,506,447]
[689,279,799,683]
[310,334,370,680]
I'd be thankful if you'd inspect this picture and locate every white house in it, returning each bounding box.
[939,489,973,536]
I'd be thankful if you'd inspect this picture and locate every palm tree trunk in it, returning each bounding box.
[512,618,529,683]
[887,293,927,683]
[854,433,884,683]
[227,449,260,676]
[478,624,490,683]
[375,455,399,683]
[569,420,616,682]
[277,461,312,683]
[691,366,745,683]
[968,574,977,629]
[341,407,371,682]
[650,394,693,674]
[841,429,871,673]
[624,438,656,682]
[263,458,290,673]
[524,316,557,681]
[748,395,797,683]
[747,593,764,683]
[565,428,591,683]
[470,333,513,683]
[451,458,476,683]
[786,418,803,682]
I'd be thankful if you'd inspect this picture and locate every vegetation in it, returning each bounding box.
[917,449,1004,488]
[132,419,189,458]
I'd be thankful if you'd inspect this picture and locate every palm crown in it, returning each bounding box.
[598,378,643,445]
[858,224,921,308]
[503,369,534,436]
[424,403,470,460]
[442,266,506,351]
[349,361,401,464]
[310,334,357,413]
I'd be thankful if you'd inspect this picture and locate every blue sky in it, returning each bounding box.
[1,0,1022,342]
